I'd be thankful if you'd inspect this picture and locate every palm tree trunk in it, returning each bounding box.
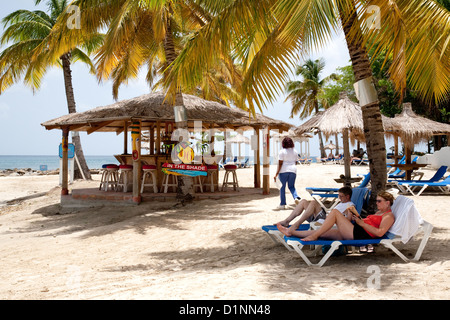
[334,133,340,156]
[61,53,92,180]
[339,3,386,213]
[314,101,327,158]
[164,19,194,204]
[317,131,326,158]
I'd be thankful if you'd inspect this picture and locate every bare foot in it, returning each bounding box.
[276,223,292,236]
[275,221,289,227]
[301,234,318,242]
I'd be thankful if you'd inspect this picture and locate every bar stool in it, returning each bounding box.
[193,175,203,193]
[141,165,158,193]
[99,164,116,190]
[116,164,133,192]
[101,164,119,191]
[222,164,239,191]
[161,173,178,193]
[204,165,218,192]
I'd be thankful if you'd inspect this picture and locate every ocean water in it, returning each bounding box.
[0,154,318,171]
[0,155,118,171]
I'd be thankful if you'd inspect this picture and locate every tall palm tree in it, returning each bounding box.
[285,58,337,158]
[0,0,102,180]
[163,0,450,210]
[38,0,244,203]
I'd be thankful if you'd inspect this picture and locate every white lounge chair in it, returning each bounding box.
[284,195,433,267]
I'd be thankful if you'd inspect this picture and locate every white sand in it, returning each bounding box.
[0,164,449,299]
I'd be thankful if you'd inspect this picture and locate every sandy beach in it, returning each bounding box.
[0,163,449,300]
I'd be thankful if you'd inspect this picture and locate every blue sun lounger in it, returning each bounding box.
[284,196,433,267]
[306,173,371,195]
[261,224,310,251]
[398,175,450,196]
[262,188,369,252]
[391,166,448,195]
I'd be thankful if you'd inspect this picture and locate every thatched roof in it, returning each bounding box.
[383,103,450,147]
[41,92,292,133]
[295,97,450,147]
[227,135,250,144]
[294,94,370,138]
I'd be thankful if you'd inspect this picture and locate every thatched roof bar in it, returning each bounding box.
[87,121,115,135]
[42,92,292,133]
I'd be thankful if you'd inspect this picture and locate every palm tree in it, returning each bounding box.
[285,58,337,158]
[0,0,102,180]
[38,0,245,203]
[163,0,450,211]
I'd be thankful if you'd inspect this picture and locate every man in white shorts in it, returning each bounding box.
[275,187,355,235]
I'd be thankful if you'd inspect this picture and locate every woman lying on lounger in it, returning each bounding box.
[277,191,395,241]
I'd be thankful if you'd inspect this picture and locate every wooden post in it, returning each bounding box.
[253,126,261,188]
[343,128,351,180]
[263,126,270,195]
[123,121,128,154]
[405,144,412,180]
[131,121,142,204]
[156,121,161,154]
[150,125,155,155]
[61,127,69,195]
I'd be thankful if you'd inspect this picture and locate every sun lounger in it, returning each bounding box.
[262,188,369,252]
[397,175,450,196]
[388,156,419,179]
[351,158,369,165]
[306,172,371,196]
[391,166,448,194]
[261,224,311,251]
[284,195,433,267]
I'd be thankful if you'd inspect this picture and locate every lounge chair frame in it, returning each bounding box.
[285,221,433,267]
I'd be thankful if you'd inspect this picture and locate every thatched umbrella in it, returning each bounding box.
[227,134,250,162]
[383,103,450,148]
[324,142,336,150]
[383,102,450,179]
[294,93,367,184]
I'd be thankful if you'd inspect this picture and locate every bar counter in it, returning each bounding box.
[114,154,219,191]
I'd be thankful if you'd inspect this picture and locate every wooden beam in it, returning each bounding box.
[263,126,270,195]
[131,121,142,204]
[61,127,69,196]
[123,121,128,155]
[86,121,115,135]
[253,126,261,188]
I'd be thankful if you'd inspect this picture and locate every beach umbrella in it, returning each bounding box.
[227,134,250,161]
[324,142,336,150]
[383,103,450,148]
[294,93,367,183]
[382,102,450,178]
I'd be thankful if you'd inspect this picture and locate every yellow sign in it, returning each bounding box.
[175,141,194,164]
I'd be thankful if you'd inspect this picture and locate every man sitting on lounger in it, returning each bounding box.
[276,187,355,235]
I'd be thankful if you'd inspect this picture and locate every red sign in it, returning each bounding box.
[163,163,207,172]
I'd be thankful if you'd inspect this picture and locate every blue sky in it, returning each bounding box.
[0,0,360,157]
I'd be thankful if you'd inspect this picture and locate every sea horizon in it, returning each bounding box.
[0,155,117,171]
[0,154,319,171]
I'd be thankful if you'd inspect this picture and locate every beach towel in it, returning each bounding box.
[390,196,423,244]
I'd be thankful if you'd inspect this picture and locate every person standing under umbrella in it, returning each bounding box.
[274,137,301,210]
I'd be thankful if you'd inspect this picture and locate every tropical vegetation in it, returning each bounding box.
[285,58,338,158]
[0,0,103,179]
